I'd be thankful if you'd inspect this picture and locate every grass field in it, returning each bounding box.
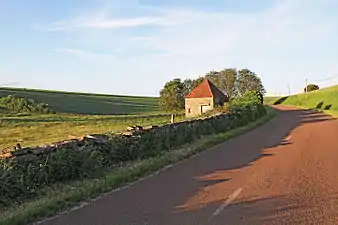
[0,113,185,150]
[264,96,279,105]
[267,85,338,117]
[0,87,160,115]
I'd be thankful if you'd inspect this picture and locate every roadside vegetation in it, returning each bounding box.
[0,91,273,225]
[268,85,338,117]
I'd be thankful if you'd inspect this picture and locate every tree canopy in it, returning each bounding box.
[237,69,265,96]
[304,84,319,92]
[159,68,265,112]
[159,78,185,111]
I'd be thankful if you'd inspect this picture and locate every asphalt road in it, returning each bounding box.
[40,106,338,225]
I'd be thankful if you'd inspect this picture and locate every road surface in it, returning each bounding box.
[41,106,338,225]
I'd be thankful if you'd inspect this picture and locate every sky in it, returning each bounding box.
[1,0,338,97]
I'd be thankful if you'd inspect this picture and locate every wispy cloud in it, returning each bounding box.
[48,16,166,31]
[46,7,199,31]
[53,48,118,65]
[48,0,338,95]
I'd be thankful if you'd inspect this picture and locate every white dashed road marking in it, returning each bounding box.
[209,188,243,220]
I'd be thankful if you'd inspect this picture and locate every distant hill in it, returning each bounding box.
[268,85,338,117]
[0,87,160,115]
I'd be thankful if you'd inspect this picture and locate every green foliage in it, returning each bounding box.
[205,68,237,99]
[230,91,266,124]
[0,95,52,114]
[159,79,185,111]
[0,98,267,208]
[237,69,265,96]
[182,77,204,96]
[304,84,319,92]
[0,87,160,115]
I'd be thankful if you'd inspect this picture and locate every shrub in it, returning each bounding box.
[0,95,53,114]
[304,84,319,92]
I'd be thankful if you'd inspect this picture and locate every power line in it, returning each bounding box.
[312,74,338,83]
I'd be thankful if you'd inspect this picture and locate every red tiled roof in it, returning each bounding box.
[185,79,228,100]
[186,79,214,98]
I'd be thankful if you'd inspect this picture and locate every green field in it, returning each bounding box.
[263,96,279,105]
[0,87,160,115]
[0,113,185,150]
[268,85,338,117]
[0,87,184,150]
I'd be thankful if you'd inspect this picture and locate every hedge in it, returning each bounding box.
[0,91,266,208]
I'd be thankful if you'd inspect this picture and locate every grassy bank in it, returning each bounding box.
[270,85,338,117]
[0,87,160,115]
[0,107,276,225]
[264,96,279,105]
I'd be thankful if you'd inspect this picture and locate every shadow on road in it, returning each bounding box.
[172,107,335,219]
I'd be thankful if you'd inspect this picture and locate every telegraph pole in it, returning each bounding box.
[305,77,308,99]
[288,83,291,96]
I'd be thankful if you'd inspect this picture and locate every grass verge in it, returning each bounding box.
[0,107,277,225]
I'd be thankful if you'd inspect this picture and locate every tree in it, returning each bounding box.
[237,69,265,96]
[205,70,220,88]
[159,78,185,111]
[182,77,204,96]
[217,68,237,100]
[304,84,319,92]
[204,69,237,99]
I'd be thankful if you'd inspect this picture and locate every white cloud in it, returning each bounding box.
[48,16,166,31]
[49,0,338,95]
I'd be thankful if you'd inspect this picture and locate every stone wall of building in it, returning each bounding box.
[185,97,214,117]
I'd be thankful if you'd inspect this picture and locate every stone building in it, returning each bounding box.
[185,79,228,117]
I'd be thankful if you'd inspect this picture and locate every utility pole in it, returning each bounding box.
[288,83,291,96]
[305,77,308,99]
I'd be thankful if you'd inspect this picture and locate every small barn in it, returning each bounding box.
[185,79,228,117]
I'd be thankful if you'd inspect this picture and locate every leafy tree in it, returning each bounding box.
[159,78,185,111]
[217,68,237,99]
[182,77,204,96]
[205,69,237,99]
[304,84,319,92]
[237,69,265,96]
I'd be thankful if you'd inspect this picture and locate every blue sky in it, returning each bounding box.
[1,0,338,96]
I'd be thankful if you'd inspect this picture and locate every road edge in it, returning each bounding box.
[0,107,277,225]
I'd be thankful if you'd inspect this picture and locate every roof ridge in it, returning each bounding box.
[204,79,214,97]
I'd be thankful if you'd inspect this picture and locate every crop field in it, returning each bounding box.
[0,87,160,115]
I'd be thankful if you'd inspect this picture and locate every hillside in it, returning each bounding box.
[271,85,338,117]
[0,87,160,115]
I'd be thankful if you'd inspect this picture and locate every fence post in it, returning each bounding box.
[171,114,175,123]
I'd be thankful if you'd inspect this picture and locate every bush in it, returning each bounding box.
[0,95,53,114]
[0,94,266,208]
[304,84,319,92]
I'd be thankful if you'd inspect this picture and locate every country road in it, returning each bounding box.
[40,106,338,225]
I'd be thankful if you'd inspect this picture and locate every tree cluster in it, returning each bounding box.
[0,95,53,114]
[159,68,265,111]
[304,84,319,92]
